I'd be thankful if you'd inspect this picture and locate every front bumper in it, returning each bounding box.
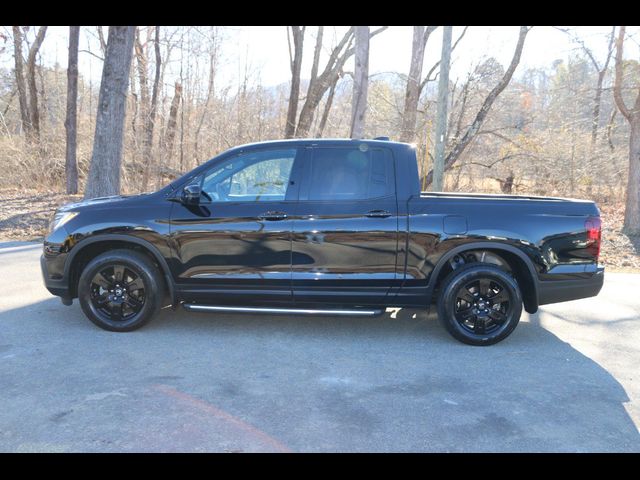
[538,265,605,306]
[40,253,72,303]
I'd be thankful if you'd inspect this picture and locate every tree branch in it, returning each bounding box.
[423,25,438,48]
[79,49,104,61]
[422,26,530,187]
[420,26,468,92]
[613,25,632,121]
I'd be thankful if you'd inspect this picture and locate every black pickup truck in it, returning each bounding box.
[41,139,604,345]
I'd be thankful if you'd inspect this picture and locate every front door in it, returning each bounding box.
[291,144,400,305]
[170,147,302,305]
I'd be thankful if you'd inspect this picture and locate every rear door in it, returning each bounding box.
[291,144,400,305]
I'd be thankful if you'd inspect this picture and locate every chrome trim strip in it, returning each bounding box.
[182,304,381,316]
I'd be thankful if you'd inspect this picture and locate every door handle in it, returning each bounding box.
[366,210,391,218]
[258,211,288,221]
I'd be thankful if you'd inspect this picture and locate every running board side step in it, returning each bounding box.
[182,304,383,316]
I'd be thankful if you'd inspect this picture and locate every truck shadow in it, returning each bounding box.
[1,297,638,452]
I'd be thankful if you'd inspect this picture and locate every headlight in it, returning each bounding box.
[50,211,78,232]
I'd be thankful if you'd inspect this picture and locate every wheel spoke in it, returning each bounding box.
[94,293,110,306]
[478,278,491,296]
[113,265,125,283]
[125,296,143,310]
[110,303,123,321]
[490,289,509,304]
[458,288,475,304]
[457,307,475,321]
[473,317,486,334]
[93,272,112,290]
[127,277,144,292]
[489,309,507,324]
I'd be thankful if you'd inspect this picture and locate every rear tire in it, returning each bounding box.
[437,263,522,346]
[78,249,164,332]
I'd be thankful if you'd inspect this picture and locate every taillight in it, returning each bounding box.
[585,216,602,260]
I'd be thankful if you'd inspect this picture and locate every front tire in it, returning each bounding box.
[437,263,523,346]
[77,249,164,332]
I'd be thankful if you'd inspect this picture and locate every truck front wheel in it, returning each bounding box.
[77,249,164,332]
[437,263,523,346]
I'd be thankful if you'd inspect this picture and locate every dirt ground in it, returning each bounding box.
[1,188,638,272]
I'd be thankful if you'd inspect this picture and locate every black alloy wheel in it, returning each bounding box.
[437,263,523,346]
[89,264,146,322]
[453,277,511,336]
[78,249,164,332]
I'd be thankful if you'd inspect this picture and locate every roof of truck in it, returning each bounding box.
[228,138,414,150]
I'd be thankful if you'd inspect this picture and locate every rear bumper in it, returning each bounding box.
[537,266,604,306]
[41,254,72,302]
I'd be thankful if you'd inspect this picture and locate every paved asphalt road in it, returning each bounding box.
[0,241,639,452]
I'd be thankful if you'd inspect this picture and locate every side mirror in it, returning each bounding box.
[181,184,202,205]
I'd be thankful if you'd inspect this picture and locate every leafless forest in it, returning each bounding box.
[0,26,639,260]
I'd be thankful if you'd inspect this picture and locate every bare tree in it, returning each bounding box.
[26,26,47,141]
[400,26,438,143]
[194,27,219,157]
[294,26,387,137]
[164,81,182,157]
[556,26,616,148]
[64,26,80,194]
[422,26,530,187]
[134,27,150,163]
[432,26,452,191]
[316,73,340,137]
[97,26,107,54]
[140,26,162,191]
[350,26,370,139]
[84,26,136,199]
[613,25,640,235]
[11,26,31,138]
[284,26,305,138]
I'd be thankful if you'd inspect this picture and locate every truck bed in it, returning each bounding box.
[420,191,592,203]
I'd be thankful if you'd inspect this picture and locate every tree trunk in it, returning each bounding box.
[11,26,32,138]
[295,82,327,137]
[64,26,80,195]
[350,26,370,139]
[26,26,47,142]
[84,26,136,200]
[164,81,182,158]
[422,26,529,187]
[284,26,304,138]
[432,26,452,191]
[135,27,152,189]
[141,26,162,192]
[194,30,217,158]
[625,118,640,235]
[294,27,356,137]
[613,25,640,235]
[97,26,107,55]
[316,75,339,137]
[400,26,426,143]
[399,26,438,143]
[591,70,606,148]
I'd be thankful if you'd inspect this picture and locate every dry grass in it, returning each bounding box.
[598,203,640,272]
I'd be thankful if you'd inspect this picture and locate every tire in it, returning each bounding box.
[77,249,164,332]
[437,263,523,346]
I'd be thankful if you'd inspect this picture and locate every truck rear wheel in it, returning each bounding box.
[77,249,164,332]
[437,263,523,346]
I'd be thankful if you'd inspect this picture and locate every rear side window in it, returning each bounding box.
[307,147,394,201]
